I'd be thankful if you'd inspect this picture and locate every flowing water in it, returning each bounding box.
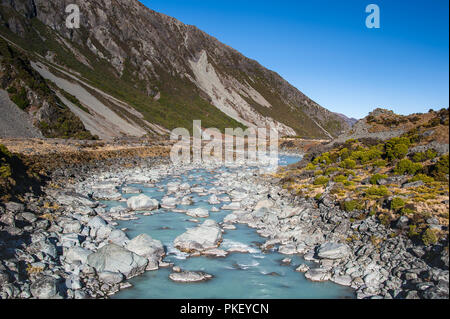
[106,155,355,299]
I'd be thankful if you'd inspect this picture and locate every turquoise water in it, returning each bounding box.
[109,155,355,299]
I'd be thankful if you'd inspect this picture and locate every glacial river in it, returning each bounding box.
[105,155,354,299]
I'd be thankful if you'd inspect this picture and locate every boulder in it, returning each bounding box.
[317,242,351,260]
[87,244,148,279]
[30,276,58,299]
[126,234,165,259]
[127,194,159,211]
[169,271,213,283]
[65,246,92,264]
[253,199,274,212]
[332,275,353,286]
[98,271,124,285]
[186,207,209,218]
[174,220,222,252]
[305,268,331,282]
[107,229,129,246]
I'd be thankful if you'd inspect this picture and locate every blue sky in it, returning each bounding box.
[140,0,449,119]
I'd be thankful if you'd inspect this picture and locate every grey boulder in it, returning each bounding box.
[87,244,148,279]
[317,242,351,260]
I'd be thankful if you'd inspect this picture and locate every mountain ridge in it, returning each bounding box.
[0,0,350,140]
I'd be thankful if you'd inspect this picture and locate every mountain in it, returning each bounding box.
[0,0,350,140]
[335,113,358,127]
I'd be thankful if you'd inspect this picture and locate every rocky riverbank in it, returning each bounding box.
[0,150,448,299]
[221,173,449,299]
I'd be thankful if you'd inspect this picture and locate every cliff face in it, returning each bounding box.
[0,0,350,139]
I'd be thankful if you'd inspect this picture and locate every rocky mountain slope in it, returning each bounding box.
[0,38,95,139]
[0,0,349,140]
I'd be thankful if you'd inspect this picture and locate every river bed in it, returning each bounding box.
[103,155,355,299]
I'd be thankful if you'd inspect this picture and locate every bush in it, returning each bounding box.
[10,87,30,110]
[325,166,339,175]
[313,153,332,165]
[394,159,422,175]
[314,176,330,186]
[339,148,350,160]
[305,163,316,170]
[385,137,411,160]
[431,155,449,181]
[370,173,388,185]
[333,175,347,183]
[400,207,415,215]
[340,158,356,169]
[366,186,389,197]
[390,197,406,211]
[422,228,438,246]
[410,174,434,183]
[342,200,363,212]
[314,169,324,176]
[373,159,387,167]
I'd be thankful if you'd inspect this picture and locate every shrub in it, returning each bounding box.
[370,173,388,185]
[390,197,406,211]
[410,174,434,183]
[10,87,30,110]
[422,228,438,246]
[379,214,392,227]
[314,169,324,176]
[313,153,332,165]
[400,207,415,215]
[394,159,422,175]
[431,155,449,181]
[333,175,347,183]
[313,176,330,186]
[412,152,427,163]
[385,137,411,160]
[305,163,316,170]
[408,225,420,239]
[340,158,356,169]
[373,159,387,167]
[339,148,350,160]
[325,166,339,175]
[366,186,389,197]
[342,200,363,212]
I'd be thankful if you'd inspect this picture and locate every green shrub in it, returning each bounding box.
[10,87,30,110]
[408,225,420,238]
[412,152,427,163]
[313,176,330,186]
[351,147,383,164]
[340,158,356,169]
[390,197,406,211]
[385,137,411,160]
[314,170,324,176]
[342,200,363,212]
[325,166,339,175]
[305,163,316,170]
[410,174,434,183]
[313,153,332,165]
[333,175,347,183]
[373,159,387,167]
[370,173,388,185]
[366,186,389,197]
[400,207,415,215]
[394,159,422,175]
[422,228,438,246]
[379,214,392,227]
[339,148,350,160]
[431,155,449,181]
